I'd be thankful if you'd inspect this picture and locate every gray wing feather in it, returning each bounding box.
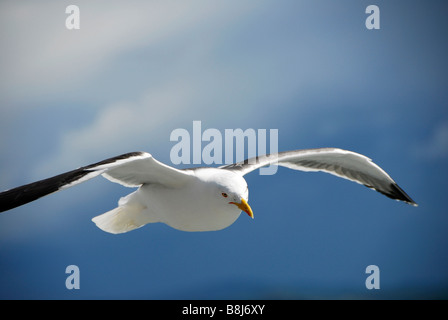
[220,148,417,206]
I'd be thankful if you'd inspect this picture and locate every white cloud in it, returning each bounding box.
[33,80,196,176]
[0,1,253,106]
[3,0,413,182]
[0,0,264,178]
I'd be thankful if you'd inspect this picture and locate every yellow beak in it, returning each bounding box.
[230,198,254,219]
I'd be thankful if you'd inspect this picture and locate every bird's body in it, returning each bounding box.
[0,148,417,234]
[97,168,248,233]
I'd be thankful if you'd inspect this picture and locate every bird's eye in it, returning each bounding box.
[221,192,228,198]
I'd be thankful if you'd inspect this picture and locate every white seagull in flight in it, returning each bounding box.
[0,148,417,234]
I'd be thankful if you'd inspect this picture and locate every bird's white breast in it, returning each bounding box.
[139,168,246,231]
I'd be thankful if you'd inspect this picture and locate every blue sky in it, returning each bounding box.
[0,0,447,299]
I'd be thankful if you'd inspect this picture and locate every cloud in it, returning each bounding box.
[3,0,424,182]
[0,1,263,179]
[0,1,253,106]
[33,80,194,176]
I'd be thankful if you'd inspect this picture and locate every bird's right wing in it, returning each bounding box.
[220,148,417,206]
[0,152,194,213]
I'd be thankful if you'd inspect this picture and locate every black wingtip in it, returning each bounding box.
[0,168,89,213]
[0,152,147,213]
[386,183,418,207]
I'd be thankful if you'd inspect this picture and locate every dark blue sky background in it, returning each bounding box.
[0,1,447,299]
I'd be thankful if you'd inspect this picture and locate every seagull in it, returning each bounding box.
[0,148,417,234]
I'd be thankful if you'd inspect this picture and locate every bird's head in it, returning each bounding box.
[197,169,254,219]
[212,171,253,219]
[220,190,253,219]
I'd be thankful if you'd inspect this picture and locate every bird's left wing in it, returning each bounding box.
[0,152,194,213]
[220,148,417,206]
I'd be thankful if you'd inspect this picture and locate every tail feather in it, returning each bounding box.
[92,203,149,234]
